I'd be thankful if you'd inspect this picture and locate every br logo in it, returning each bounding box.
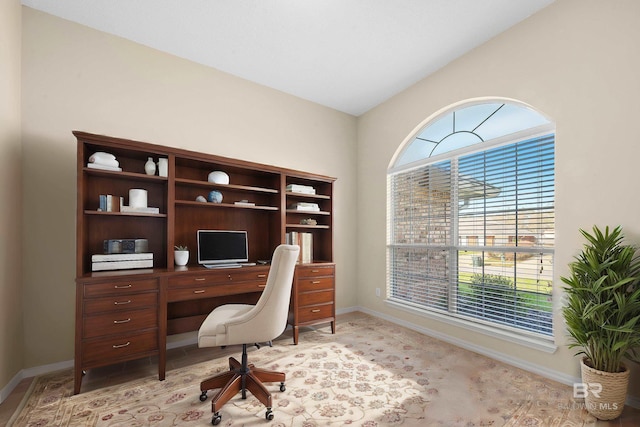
[573,382,602,398]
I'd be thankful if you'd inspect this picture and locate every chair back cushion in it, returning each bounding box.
[198,244,299,346]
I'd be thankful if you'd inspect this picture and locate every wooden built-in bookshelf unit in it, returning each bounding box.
[74,131,336,394]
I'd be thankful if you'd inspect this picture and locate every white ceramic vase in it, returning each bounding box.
[174,250,189,266]
[158,158,168,177]
[145,157,156,175]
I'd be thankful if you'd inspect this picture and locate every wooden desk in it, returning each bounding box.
[74,263,334,394]
[73,132,337,394]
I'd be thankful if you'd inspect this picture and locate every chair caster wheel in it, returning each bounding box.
[212,412,222,425]
[266,409,274,421]
[279,383,286,392]
[199,391,208,402]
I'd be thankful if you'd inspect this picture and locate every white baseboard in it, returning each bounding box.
[0,359,73,404]
[166,333,198,349]
[0,371,24,404]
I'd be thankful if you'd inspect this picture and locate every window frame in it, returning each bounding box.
[387,109,556,351]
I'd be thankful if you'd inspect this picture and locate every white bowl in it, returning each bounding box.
[208,171,229,184]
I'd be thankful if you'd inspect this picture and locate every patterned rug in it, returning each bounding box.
[9,314,596,426]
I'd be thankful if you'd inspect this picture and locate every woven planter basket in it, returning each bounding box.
[580,357,629,420]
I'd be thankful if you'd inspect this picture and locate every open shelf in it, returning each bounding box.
[175,200,279,211]
[84,210,167,218]
[286,223,330,229]
[76,131,335,276]
[285,191,330,200]
[84,167,168,182]
[175,177,278,194]
[286,210,331,216]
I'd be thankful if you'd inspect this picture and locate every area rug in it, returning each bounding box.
[9,314,596,426]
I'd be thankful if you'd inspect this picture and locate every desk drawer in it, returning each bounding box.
[297,303,334,323]
[298,289,333,306]
[298,277,333,292]
[84,278,158,298]
[83,308,158,339]
[168,269,269,288]
[168,281,266,302]
[296,265,335,278]
[82,330,157,366]
[84,292,157,314]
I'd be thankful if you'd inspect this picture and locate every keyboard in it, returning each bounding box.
[203,263,242,269]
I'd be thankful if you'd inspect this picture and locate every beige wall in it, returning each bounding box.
[357,0,640,398]
[20,7,358,369]
[12,0,640,404]
[0,0,24,395]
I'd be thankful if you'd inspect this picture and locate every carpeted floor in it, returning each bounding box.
[9,314,603,426]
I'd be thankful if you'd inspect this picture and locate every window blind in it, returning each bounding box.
[388,134,554,337]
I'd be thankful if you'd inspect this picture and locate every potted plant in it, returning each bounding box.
[174,245,189,266]
[561,225,640,420]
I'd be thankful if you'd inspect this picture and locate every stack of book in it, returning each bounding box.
[286,231,313,264]
[286,184,316,195]
[288,202,320,212]
[98,195,123,212]
[91,252,153,271]
[120,205,160,214]
[98,195,160,214]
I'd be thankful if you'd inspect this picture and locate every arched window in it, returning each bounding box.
[387,100,555,340]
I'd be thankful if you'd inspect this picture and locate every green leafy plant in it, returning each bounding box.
[469,274,525,311]
[174,245,188,251]
[561,225,640,373]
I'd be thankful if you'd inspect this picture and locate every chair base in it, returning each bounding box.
[200,344,285,424]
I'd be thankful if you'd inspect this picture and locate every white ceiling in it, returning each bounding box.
[21,0,555,116]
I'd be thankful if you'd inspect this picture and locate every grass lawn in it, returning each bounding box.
[457,272,553,312]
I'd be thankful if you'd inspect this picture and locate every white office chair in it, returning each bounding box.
[197,244,299,425]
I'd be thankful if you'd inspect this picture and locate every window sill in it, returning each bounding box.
[385,299,558,354]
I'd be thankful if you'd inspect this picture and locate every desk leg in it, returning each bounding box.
[73,364,83,394]
[159,278,167,380]
[159,345,166,381]
[293,326,299,345]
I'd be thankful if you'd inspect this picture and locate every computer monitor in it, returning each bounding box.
[197,230,249,267]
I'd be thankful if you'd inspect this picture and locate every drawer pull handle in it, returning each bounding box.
[114,284,132,289]
[195,278,206,281]
[257,274,267,278]
[311,270,320,273]
[112,341,130,349]
[193,289,206,294]
[258,284,266,288]
[312,280,321,284]
[113,318,131,324]
[114,300,132,305]
[311,309,321,313]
